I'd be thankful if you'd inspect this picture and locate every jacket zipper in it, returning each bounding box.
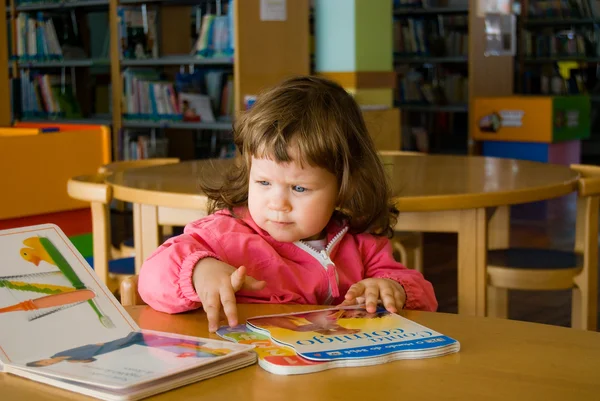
[294,226,349,304]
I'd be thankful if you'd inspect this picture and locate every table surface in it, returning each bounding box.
[3,304,600,401]
[106,155,579,211]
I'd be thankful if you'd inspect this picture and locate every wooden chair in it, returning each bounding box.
[98,158,181,256]
[121,275,146,306]
[379,150,425,272]
[67,174,135,293]
[486,164,599,331]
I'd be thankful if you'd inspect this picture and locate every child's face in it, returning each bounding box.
[248,156,338,242]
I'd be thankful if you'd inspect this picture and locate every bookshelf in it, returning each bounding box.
[515,0,600,159]
[4,0,310,160]
[393,1,470,154]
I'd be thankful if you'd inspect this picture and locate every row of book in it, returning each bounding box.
[118,4,233,60]
[12,3,234,62]
[394,0,467,8]
[120,132,169,161]
[18,70,81,118]
[122,68,234,122]
[521,69,592,96]
[13,0,101,5]
[397,70,468,105]
[14,12,63,60]
[527,0,600,18]
[393,17,468,57]
[521,30,592,58]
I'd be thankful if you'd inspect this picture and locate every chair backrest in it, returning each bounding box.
[570,164,600,329]
[98,158,180,175]
[67,174,116,290]
[121,275,146,306]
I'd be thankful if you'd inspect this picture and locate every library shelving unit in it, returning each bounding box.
[393,3,470,154]
[3,0,310,160]
[7,0,113,125]
[515,0,600,160]
[110,0,309,160]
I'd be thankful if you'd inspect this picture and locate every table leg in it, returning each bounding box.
[486,206,510,318]
[457,208,487,317]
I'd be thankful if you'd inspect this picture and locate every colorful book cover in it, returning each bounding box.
[217,323,458,376]
[246,306,460,362]
[0,224,256,400]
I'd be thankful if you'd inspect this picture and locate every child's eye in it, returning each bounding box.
[257,181,270,186]
[292,185,307,193]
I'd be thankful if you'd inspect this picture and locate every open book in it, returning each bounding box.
[0,224,256,400]
[218,306,459,375]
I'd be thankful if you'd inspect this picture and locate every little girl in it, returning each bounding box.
[138,76,437,331]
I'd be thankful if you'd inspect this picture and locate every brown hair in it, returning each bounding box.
[202,76,398,237]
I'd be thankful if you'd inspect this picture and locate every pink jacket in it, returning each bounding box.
[138,208,437,313]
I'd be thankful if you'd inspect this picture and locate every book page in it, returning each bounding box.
[12,330,255,390]
[0,224,138,365]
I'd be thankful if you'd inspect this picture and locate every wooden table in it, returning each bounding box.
[3,304,600,400]
[105,155,579,316]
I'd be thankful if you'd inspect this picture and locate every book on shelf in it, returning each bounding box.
[179,93,216,123]
[15,12,63,61]
[217,306,459,375]
[0,224,256,401]
[527,0,600,19]
[118,6,158,60]
[19,70,82,119]
[191,1,234,58]
[122,69,233,122]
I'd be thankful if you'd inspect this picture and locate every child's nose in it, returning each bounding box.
[268,192,291,212]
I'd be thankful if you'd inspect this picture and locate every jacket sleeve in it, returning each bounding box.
[138,219,223,314]
[360,234,438,311]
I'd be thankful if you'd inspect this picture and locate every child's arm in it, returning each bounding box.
[356,234,438,312]
[138,222,223,314]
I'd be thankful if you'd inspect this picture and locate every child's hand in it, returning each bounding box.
[341,278,406,313]
[192,259,266,332]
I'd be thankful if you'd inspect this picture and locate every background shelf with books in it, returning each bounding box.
[113,0,236,160]
[1,0,310,161]
[7,0,112,125]
[515,0,600,162]
[110,0,308,161]
[393,0,470,154]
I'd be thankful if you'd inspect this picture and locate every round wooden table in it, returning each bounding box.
[3,304,600,400]
[106,155,579,316]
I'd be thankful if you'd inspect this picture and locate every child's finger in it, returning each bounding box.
[242,275,267,291]
[380,288,397,313]
[230,266,246,292]
[394,289,405,310]
[344,282,365,300]
[233,266,266,292]
[202,291,221,332]
[219,286,239,327]
[363,286,379,313]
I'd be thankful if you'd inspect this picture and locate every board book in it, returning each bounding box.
[0,224,256,400]
[217,306,459,375]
